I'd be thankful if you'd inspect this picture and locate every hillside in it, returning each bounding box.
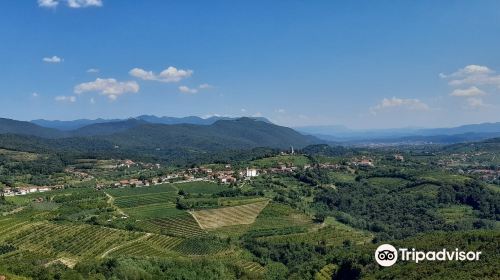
[31,115,272,130]
[0,118,64,138]
[0,117,320,163]
[102,118,320,151]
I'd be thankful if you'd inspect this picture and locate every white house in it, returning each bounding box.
[246,168,259,177]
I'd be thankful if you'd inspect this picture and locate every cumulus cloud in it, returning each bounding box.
[370,97,430,115]
[441,65,500,109]
[38,0,59,8]
[38,0,102,8]
[86,68,99,73]
[43,56,63,63]
[440,65,500,87]
[74,78,139,100]
[179,86,198,94]
[55,95,76,102]
[32,92,39,97]
[129,66,193,83]
[450,86,486,97]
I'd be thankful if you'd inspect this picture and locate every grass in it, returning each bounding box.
[328,171,356,184]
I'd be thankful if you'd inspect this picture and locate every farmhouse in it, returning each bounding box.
[246,168,259,177]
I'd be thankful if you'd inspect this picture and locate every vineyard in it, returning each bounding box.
[113,192,178,208]
[108,234,183,258]
[257,218,372,246]
[137,213,206,237]
[191,200,269,229]
[175,181,228,194]
[1,221,141,260]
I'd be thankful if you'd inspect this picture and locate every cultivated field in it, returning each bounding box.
[191,200,269,229]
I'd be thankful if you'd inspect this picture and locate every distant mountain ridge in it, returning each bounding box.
[297,122,500,143]
[0,117,320,155]
[31,115,271,130]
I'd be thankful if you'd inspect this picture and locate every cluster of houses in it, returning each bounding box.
[2,186,55,196]
[466,168,500,182]
[352,158,375,167]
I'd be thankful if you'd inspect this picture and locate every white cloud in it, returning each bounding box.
[55,95,76,102]
[466,97,488,109]
[67,0,102,8]
[441,65,500,87]
[39,0,102,8]
[179,86,198,94]
[38,0,59,8]
[370,97,430,115]
[86,68,99,73]
[90,97,95,104]
[74,78,139,100]
[240,108,247,113]
[199,83,212,89]
[32,92,39,97]
[43,56,63,63]
[450,86,486,97]
[276,108,286,113]
[129,66,193,83]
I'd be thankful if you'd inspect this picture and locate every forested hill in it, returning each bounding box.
[0,118,65,138]
[0,117,321,161]
[95,118,311,151]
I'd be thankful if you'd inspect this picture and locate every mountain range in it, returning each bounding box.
[31,115,271,131]
[296,122,500,144]
[0,117,320,159]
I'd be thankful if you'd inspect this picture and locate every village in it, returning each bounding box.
[1,152,388,197]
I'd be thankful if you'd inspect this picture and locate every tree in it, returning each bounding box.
[265,262,288,280]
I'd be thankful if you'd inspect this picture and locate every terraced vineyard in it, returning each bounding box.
[138,213,206,237]
[125,203,184,218]
[114,191,178,208]
[191,200,269,229]
[1,222,141,259]
[236,260,266,274]
[109,234,183,258]
[172,237,230,255]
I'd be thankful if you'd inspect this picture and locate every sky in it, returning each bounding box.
[1,0,500,129]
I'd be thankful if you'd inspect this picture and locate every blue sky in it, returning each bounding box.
[1,0,499,129]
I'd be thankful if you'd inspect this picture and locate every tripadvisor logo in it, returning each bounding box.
[375,244,482,267]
